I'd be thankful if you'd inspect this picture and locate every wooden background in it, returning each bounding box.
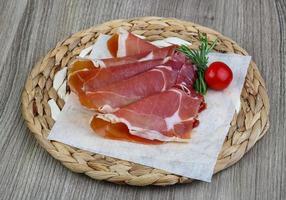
[0,0,285,199]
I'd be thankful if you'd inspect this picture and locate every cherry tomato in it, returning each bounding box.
[204,61,233,90]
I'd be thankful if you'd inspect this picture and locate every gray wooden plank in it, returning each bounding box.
[0,0,285,199]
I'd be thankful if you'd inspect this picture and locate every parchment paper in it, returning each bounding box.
[48,53,251,182]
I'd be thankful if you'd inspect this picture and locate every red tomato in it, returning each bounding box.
[204,62,233,90]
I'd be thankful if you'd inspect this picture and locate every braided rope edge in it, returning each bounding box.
[21,17,270,186]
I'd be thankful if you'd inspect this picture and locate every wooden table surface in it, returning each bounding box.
[0,0,285,199]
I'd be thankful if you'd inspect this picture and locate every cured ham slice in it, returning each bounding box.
[176,63,196,88]
[100,45,177,68]
[83,59,169,92]
[164,52,197,90]
[69,60,95,74]
[81,66,178,112]
[165,51,187,70]
[115,29,159,57]
[102,30,159,58]
[68,46,177,104]
[90,118,163,144]
[83,31,159,60]
[68,60,95,96]
[68,58,168,97]
[92,88,203,142]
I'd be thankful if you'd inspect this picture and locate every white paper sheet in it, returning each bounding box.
[48,52,251,182]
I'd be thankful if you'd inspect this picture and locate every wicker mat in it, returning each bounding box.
[21,17,270,186]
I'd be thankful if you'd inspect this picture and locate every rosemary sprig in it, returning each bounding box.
[177,33,217,95]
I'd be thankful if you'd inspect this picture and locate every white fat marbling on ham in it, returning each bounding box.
[164,110,181,130]
[138,52,153,62]
[163,89,186,130]
[151,37,192,48]
[98,104,119,113]
[156,65,172,69]
[150,66,172,91]
[117,29,128,57]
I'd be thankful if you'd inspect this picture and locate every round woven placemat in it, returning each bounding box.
[21,17,270,186]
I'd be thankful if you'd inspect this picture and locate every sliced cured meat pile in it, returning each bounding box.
[68,30,205,144]
[92,88,203,142]
[84,46,177,92]
[69,58,168,94]
[82,66,178,112]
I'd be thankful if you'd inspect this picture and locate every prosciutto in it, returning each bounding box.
[69,60,95,74]
[90,116,163,144]
[165,51,187,70]
[100,45,177,67]
[116,29,159,57]
[92,88,203,142]
[69,31,205,143]
[68,60,95,96]
[68,58,168,95]
[163,52,198,91]
[81,66,178,111]
[90,29,159,58]
[69,46,199,116]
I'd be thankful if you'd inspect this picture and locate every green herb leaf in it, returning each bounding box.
[177,33,217,95]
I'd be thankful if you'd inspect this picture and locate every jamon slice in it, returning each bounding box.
[165,51,187,70]
[69,60,95,74]
[164,52,197,90]
[115,29,159,57]
[68,60,95,96]
[68,58,168,98]
[81,66,178,112]
[100,45,177,67]
[83,58,168,92]
[84,31,159,60]
[176,63,196,88]
[90,118,163,144]
[69,45,176,96]
[93,88,203,142]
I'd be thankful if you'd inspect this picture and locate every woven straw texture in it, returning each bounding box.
[21,17,269,186]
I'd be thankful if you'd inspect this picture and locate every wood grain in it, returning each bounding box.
[0,0,285,199]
